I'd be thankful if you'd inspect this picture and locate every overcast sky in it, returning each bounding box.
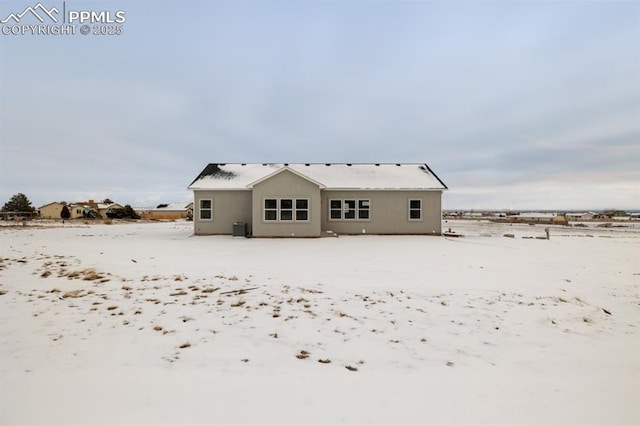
[1,0,638,210]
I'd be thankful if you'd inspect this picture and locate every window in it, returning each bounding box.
[330,200,342,219]
[409,199,422,221]
[344,200,356,219]
[199,199,212,220]
[264,199,277,221]
[280,199,293,221]
[263,198,309,222]
[329,199,370,221]
[296,199,309,221]
[358,200,370,220]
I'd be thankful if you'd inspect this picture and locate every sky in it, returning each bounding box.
[0,0,638,211]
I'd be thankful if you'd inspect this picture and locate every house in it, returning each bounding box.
[65,201,96,219]
[65,200,122,219]
[188,163,447,237]
[566,212,595,221]
[509,212,568,225]
[38,202,66,219]
[96,202,124,218]
[139,202,194,220]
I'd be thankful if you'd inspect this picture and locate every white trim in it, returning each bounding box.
[262,197,310,223]
[199,199,213,221]
[408,198,422,221]
[329,198,371,221]
[247,167,326,189]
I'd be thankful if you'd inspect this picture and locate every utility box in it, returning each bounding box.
[232,222,247,237]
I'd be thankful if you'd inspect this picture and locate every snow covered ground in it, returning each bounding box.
[1,220,638,425]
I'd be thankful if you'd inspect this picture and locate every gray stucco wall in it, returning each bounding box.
[193,190,252,235]
[251,169,322,237]
[320,190,442,235]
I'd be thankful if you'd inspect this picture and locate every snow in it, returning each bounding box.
[188,163,447,190]
[1,220,638,425]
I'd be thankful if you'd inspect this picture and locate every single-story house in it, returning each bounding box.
[188,163,447,237]
[138,202,194,220]
[509,212,568,225]
[96,202,124,218]
[565,212,595,221]
[65,200,122,219]
[38,202,66,219]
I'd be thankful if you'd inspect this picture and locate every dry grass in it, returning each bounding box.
[81,268,102,281]
[296,350,310,360]
[62,290,84,298]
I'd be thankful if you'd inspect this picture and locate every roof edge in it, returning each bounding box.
[246,166,327,189]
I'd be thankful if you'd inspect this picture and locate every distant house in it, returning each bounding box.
[96,202,124,218]
[139,202,194,220]
[510,212,567,225]
[566,212,595,221]
[65,200,122,219]
[188,163,447,237]
[38,202,66,219]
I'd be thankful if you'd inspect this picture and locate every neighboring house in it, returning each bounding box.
[38,200,122,220]
[96,202,124,218]
[188,163,447,237]
[66,202,93,219]
[510,212,568,225]
[38,202,66,219]
[139,202,194,220]
[566,212,595,221]
[65,200,120,219]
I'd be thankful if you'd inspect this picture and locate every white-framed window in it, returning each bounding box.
[296,199,309,221]
[280,199,293,221]
[358,200,370,220]
[330,200,342,219]
[344,200,356,220]
[199,199,212,220]
[264,198,309,222]
[409,199,422,221]
[264,199,277,221]
[329,199,370,221]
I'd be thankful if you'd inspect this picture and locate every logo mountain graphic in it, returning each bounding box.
[1,3,59,24]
